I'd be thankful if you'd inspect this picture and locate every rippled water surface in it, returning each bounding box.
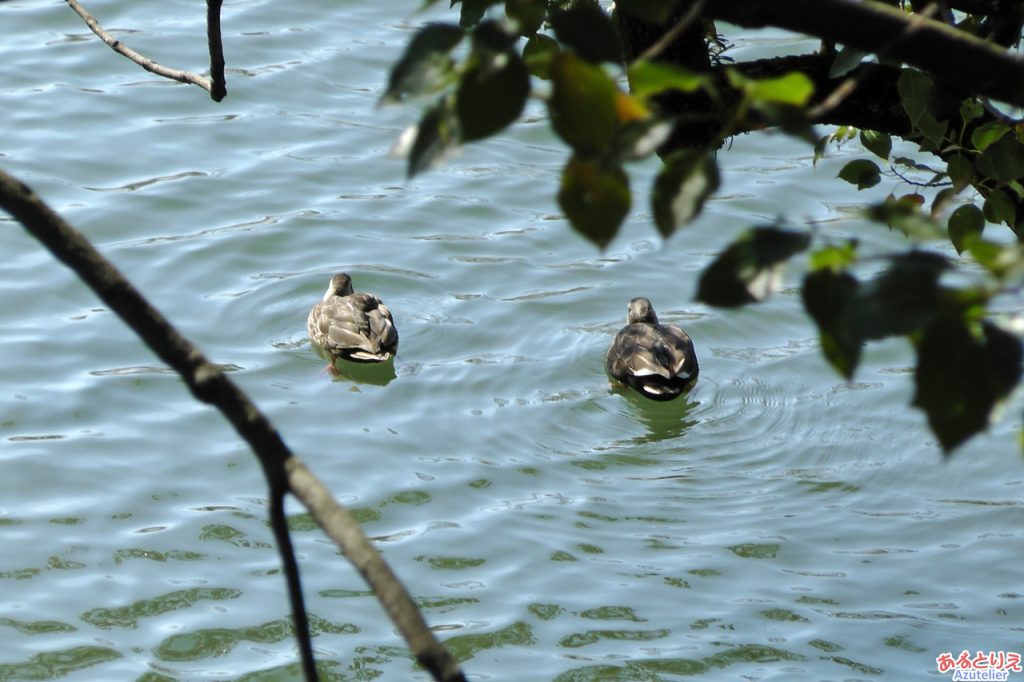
[2,1,1023,680]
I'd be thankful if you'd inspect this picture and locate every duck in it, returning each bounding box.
[307,273,398,365]
[606,297,698,401]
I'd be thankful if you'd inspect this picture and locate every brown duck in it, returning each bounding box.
[307,273,398,363]
[606,297,698,400]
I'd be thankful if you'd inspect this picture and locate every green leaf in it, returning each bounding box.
[522,33,559,80]
[813,134,830,165]
[381,23,464,104]
[838,159,881,190]
[983,188,1016,226]
[898,69,933,106]
[946,154,974,192]
[897,68,932,128]
[829,46,868,78]
[614,0,680,24]
[729,70,814,106]
[948,204,985,254]
[756,103,817,145]
[960,98,983,124]
[696,227,811,307]
[408,97,459,177]
[967,239,1024,279]
[931,187,958,216]
[976,134,1024,184]
[865,197,944,240]
[548,52,618,154]
[614,115,672,160]
[505,0,547,35]
[860,130,892,161]
[627,60,708,100]
[808,241,858,272]
[550,1,623,64]
[897,69,947,145]
[752,72,814,106]
[558,156,631,249]
[855,251,951,340]
[456,25,530,142]
[913,316,1022,453]
[652,151,719,237]
[970,120,1009,152]
[835,126,857,144]
[803,270,862,379]
[918,112,948,147]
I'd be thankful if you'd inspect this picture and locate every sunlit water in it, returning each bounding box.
[1,1,1023,680]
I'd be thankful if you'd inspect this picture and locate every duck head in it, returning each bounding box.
[626,297,659,325]
[324,272,354,300]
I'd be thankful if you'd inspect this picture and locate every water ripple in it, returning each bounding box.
[84,170,208,193]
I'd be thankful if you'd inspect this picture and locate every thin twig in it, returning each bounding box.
[637,0,707,63]
[66,0,227,102]
[0,170,467,682]
[269,483,318,681]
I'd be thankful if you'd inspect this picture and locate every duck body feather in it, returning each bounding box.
[606,298,698,401]
[307,273,398,363]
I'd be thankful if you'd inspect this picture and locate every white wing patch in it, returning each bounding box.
[630,354,671,379]
[642,384,680,396]
[350,350,390,361]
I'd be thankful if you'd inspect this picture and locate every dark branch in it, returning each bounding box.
[207,0,227,101]
[703,0,1024,107]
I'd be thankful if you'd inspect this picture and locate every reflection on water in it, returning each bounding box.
[616,389,700,446]
[308,343,398,386]
[327,357,397,387]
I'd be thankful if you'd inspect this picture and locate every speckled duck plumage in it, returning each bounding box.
[605,297,698,400]
[307,273,398,363]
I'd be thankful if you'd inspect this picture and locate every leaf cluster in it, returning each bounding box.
[384,0,814,247]
[827,65,1024,450]
[386,0,1024,453]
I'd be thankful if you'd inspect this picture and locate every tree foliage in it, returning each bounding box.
[385,0,1024,454]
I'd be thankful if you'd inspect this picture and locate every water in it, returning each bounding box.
[2,1,1023,680]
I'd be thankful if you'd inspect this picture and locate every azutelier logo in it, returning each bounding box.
[936,651,1022,681]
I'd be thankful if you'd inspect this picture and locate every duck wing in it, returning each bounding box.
[308,293,398,361]
[363,300,399,353]
[656,324,698,379]
[606,325,672,380]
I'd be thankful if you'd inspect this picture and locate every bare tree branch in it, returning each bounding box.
[0,170,466,682]
[66,0,227,102]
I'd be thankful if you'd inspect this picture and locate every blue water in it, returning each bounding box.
[1,1,1022,680]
